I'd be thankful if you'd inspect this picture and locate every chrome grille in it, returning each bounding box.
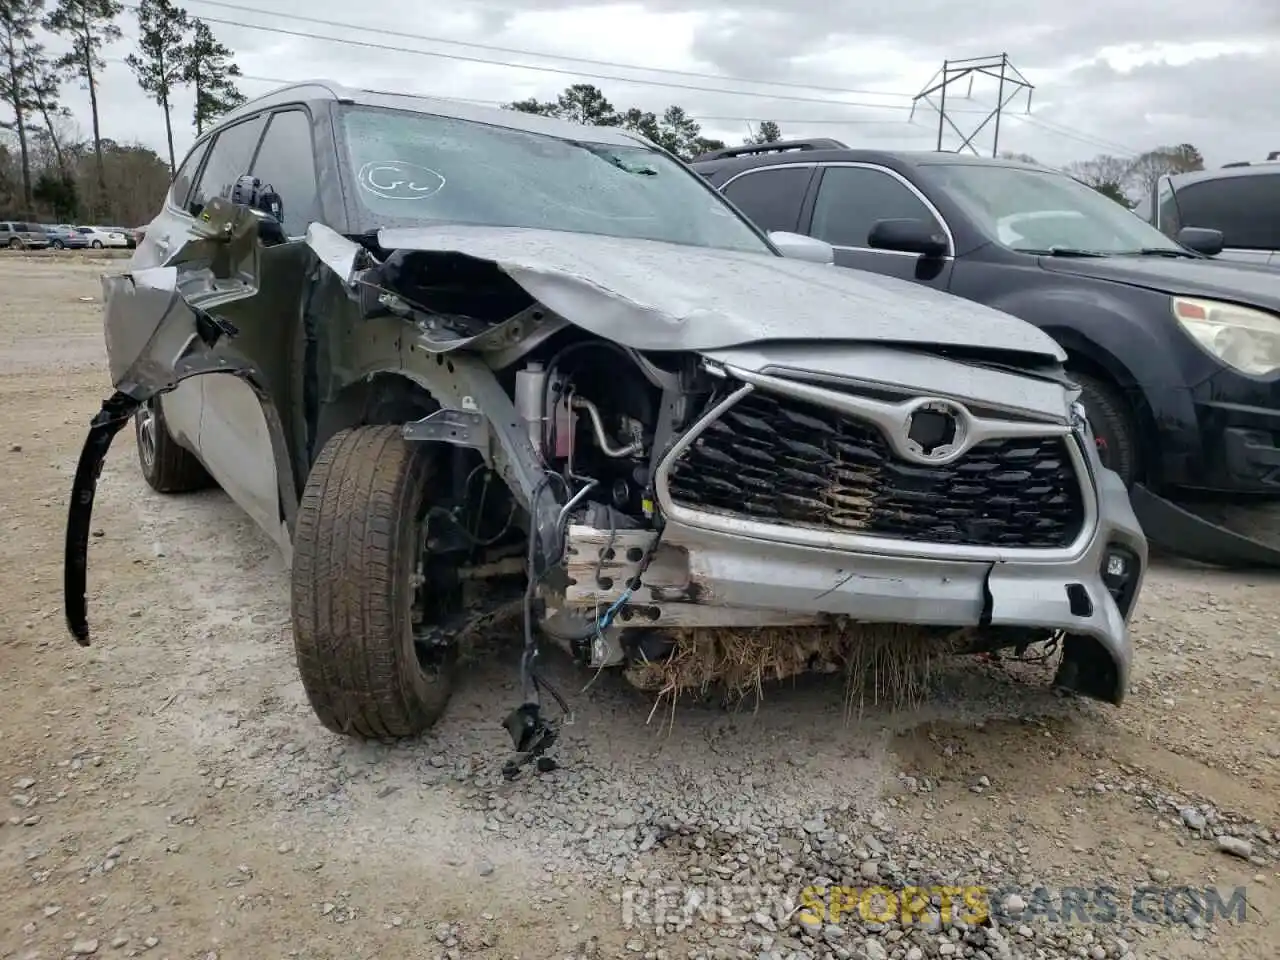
[666,388,1086,549]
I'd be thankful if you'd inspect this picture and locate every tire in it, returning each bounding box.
[51,240,64,250]
[8,238,21,249]
[291,425,458,739]
[1072,371,1139,485]
[92,240,103,249]
[134,397,212,493]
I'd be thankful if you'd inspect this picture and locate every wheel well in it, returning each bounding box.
[312,373,441,463]
[1062,348,1158,484]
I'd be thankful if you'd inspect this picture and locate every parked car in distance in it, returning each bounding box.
[63,82,1147,759]
[41,224,91,250]
[0,221,51,250]
[690,141,1280,567]
[1138,161,1280,268]
[75,225,130,248]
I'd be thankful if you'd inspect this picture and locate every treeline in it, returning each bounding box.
[505,84,788,161]
[1061,145,1206,206]
[511,84,1208,207]
[0,0,246,224]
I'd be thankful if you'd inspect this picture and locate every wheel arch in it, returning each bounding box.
[1040,327,1161,486]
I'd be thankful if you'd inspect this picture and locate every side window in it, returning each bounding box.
[721,167,813,233]
[1156,178,1179,237]
[169,137,212,211]
[810,166,943,249]
[249,109,320,237]
[1174,174,1280,250]
[188,113,269,216]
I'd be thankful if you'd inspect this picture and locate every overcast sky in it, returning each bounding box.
[34,0,1280,170]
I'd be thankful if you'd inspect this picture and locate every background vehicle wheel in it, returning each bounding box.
[291,425,458,739]
[51,240,64,250]
[1072,371,1139,485]
[7,238,21,249]
[91,240,103,249]
[134,397,212,493]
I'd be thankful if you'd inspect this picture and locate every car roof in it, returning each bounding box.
[688,142,1052,177]
[1166,162,1280,188]
[215,79,648,149]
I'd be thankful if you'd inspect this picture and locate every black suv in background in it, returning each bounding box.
[690,141,1280,567]
[1137,162,1280,269]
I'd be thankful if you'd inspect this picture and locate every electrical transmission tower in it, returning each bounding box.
[910,54,1034,157]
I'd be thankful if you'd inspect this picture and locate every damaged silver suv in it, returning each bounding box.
[64,82,1146,773]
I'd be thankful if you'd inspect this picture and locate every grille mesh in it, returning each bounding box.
[666,388,1086,549]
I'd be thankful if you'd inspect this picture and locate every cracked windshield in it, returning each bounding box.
[340,106,770,253]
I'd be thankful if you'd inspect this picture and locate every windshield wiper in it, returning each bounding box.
[1129,247,1200,258]
[1019,246,1109,258]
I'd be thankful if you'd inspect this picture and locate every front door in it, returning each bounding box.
[803,164,955,289]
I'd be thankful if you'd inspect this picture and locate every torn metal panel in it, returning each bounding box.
[304,222,366,285]
[374,225,1067,360]
[64,392,141,645]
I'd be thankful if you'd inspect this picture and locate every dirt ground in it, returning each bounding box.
[0,253,1276,960]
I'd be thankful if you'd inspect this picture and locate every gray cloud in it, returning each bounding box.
[21,0,1280,174]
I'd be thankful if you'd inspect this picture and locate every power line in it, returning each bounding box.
[213,70,1122,153]
[116,3,986,115]
[108,10,1140,158]
[183,0,920,102]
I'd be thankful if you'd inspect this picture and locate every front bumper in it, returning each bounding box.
[562,445,1147,706]
[1154,370,1280,494]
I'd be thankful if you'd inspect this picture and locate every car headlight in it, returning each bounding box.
[1171,296,1280,376]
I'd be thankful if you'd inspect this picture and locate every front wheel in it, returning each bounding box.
[51,240,64,250]
[7,238,21,249]
[1073,372,1139,485]
[91,240,103,249]
[291,425,458,739]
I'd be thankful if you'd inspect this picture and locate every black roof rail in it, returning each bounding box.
[1222,161,1252,168]
[691,138,849,163]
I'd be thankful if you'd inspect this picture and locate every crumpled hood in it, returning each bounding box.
[375,225,1066,361]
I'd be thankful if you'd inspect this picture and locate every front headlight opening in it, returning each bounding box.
[1172,296,1280,377]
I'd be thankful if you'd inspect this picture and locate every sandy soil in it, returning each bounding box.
[0,253,1275,960]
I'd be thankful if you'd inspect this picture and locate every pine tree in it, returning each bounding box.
[0,0,45,211]
[125,0,189,174]
[44,0,123,215]
[185,19,244,135]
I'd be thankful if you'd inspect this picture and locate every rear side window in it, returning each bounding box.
[170,138,212,210]
[189,114,269,217]
[721,167,813,233]
[1173,173,1280,250]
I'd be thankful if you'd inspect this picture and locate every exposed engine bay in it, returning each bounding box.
[354,242,1143,779]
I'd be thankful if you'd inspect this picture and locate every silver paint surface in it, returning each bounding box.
[374,225,1068,359]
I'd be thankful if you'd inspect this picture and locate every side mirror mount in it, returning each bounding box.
[768,230,835,264]
[1176,226,1224,257]
[868,218,949,258]
[230,174,286,245]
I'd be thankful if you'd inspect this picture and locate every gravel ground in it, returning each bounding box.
[1,254,1277,960]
